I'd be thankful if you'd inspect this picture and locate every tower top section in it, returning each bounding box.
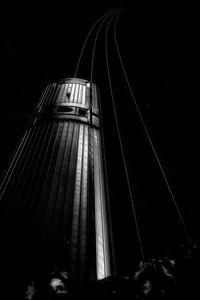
[36,77,100,128]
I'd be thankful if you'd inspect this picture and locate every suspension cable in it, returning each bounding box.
[113,14,192,244]
[73,6,121,79]
[90,8,121,83]
[105,11,145,261]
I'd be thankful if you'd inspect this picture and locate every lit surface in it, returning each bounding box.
[70,84,75,103]
[79,125,88,270]
[70,125,110,280]
[71,124,84,264]
[55,82,88,107]
[74,84,79,103]
[57,84,65,103]
[78,84,82,104]
[82,85,86,106]
[63,84,69,102]
[71,124,89,277]
[94,129,110,280]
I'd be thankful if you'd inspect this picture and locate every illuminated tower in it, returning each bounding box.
[0,78,114,286]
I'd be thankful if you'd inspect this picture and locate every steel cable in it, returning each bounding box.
[105,11,145,261]
[73,7,121,79]
[113,14,192,244]
[90,8,122,82]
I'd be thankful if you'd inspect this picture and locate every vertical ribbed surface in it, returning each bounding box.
[44,81,90,107]
[93,128,110,279]
[0,78,113,284]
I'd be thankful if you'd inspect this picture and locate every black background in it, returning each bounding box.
[1,1,200,276]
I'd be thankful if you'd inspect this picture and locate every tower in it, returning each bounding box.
[0,78,114,290]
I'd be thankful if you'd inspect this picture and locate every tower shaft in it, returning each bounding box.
[0,78,114,284]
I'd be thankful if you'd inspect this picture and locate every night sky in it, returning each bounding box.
[1,1,200,276]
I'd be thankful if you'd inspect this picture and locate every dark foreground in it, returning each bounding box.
[1,240,198,299]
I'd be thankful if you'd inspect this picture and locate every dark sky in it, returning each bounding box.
[1,1,200,274]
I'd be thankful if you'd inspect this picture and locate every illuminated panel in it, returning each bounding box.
[91,83,99,114]
[82,85,86,106]
[68,84,72,93]
[56,84,73,104]
[71,125,84,268]
[66,84,71,103]
[70,84,75,103]
[78,84,82,104]
[79,125,88,278]
[74,84,79,104]
[93,128,110,280]
[85,85,90,107]
[57,84,65,103]
[62,84,69,103]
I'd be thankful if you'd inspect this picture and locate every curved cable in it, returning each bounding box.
[90,8,122,82]
[113,14,192,244]
[105,11,145,261]
[73,6,121,79]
